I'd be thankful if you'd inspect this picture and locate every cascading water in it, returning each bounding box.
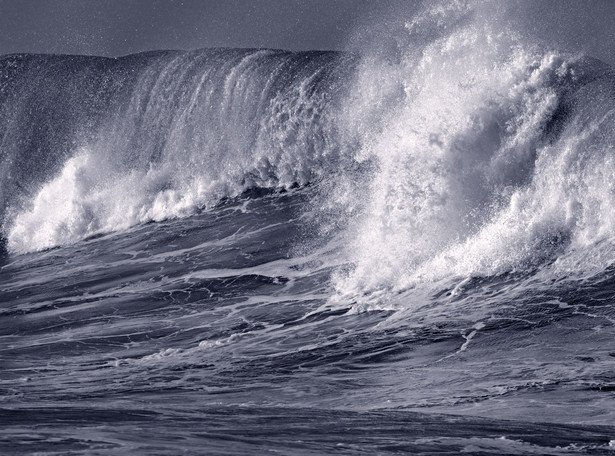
[0,49,356,252]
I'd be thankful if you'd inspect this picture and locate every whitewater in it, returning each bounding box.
[2,1,615,454]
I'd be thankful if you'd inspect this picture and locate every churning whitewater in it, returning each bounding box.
[2,1,615,454]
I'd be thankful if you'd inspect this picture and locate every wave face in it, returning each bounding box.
[0,49,356,252]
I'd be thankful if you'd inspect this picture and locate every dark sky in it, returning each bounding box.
[0,0,614,66]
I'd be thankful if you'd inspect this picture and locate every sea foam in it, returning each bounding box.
[333,0,615,303]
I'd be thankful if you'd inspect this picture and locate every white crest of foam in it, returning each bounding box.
[6,148,218,253]
[334,1,615,304]
[8,153,100,252]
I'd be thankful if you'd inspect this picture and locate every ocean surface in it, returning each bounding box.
[1,2,615,455]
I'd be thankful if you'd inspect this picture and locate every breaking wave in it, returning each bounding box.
[2,0,615,304]
[333,0,615,303]
[0,49,356,252]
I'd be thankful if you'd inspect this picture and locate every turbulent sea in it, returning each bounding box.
[2,3,615,455]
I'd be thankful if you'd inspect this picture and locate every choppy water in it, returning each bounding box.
[2,1,615,454]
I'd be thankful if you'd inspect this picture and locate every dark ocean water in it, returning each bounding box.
[2,2,615,454]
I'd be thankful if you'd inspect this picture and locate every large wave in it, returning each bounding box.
[0,49,356,252]
[2,0,615,306]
